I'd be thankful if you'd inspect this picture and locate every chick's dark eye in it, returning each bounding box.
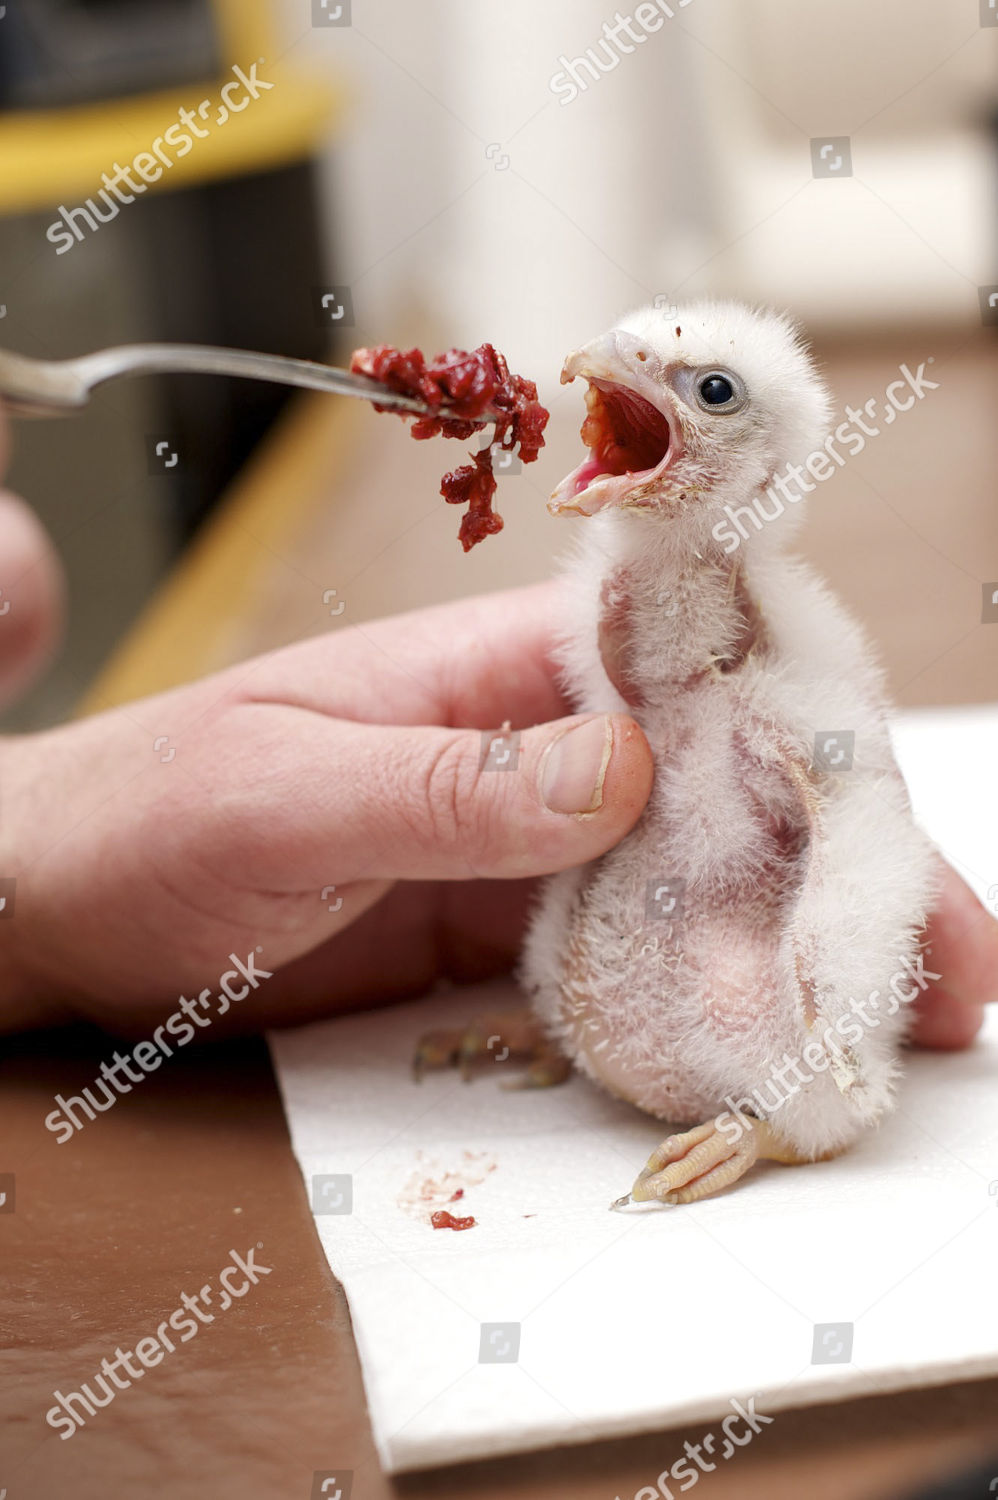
[700,375,734,406]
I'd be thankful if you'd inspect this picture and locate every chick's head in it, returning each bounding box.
[549,300,832,553]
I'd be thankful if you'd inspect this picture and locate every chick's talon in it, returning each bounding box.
[620,1115,830,1207]
[411,1009,570,1088]
[627,1116,761,1206]
[411,1028,461,1082]
[499,1044,572,1091]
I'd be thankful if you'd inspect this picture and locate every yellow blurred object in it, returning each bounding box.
[0,0,344,217]
[212,0,276,61]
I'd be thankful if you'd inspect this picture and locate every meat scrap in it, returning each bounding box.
[396,1149,496,1231]
[349,343,549,551]
[430,1210,477,1231]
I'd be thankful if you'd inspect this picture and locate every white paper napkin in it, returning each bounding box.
[269,706,998,1474]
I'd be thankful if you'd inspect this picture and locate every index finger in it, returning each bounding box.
[909,859,998,1050]
[924,860,998,1010]
[231,578,577,732]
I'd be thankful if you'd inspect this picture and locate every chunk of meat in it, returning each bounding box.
[350,342,549,550]
[430,1210,477,1231]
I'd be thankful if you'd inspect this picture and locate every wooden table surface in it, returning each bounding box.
[5,329,997,1499]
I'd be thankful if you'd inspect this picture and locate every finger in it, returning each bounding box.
[70,875,535,1040]
[200,705,655,886]
[178,877,534,1035]
[908,986,984,1051]
[922,859,998,1010]
[230,579,575,732]
[0,489,65,710]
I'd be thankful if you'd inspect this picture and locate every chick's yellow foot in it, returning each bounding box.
[615,1115,818,1208]
[412,1009,570,1088]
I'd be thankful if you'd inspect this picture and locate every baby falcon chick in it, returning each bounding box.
[516,300,938,1206]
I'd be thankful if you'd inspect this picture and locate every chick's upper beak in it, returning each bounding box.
[558,328,647,388]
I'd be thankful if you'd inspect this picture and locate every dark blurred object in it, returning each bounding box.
[137,158,329,537]
[894,1454,998,1499]
[0,0,221,109]
[0,0,336,543]
[0,0,342,728]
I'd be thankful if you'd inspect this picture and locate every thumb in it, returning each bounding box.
[307,711,654,883]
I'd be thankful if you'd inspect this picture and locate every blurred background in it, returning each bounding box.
[0,0,994,730]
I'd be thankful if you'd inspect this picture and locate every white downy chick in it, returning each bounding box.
[518,300,939,1206]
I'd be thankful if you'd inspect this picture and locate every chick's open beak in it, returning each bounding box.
[549,331,678,517]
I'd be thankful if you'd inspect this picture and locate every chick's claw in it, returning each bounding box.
[411,1029,462,1082]
[628,1117,761,1206]
[411,1009,570,1087]
[616,1114,834,1208]
[499,1040,572,1091]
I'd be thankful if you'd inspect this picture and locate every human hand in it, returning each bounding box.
[0,579,656,1034]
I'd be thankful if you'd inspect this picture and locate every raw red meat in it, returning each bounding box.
[350,342,549,551]
[430,1209,477,1231]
